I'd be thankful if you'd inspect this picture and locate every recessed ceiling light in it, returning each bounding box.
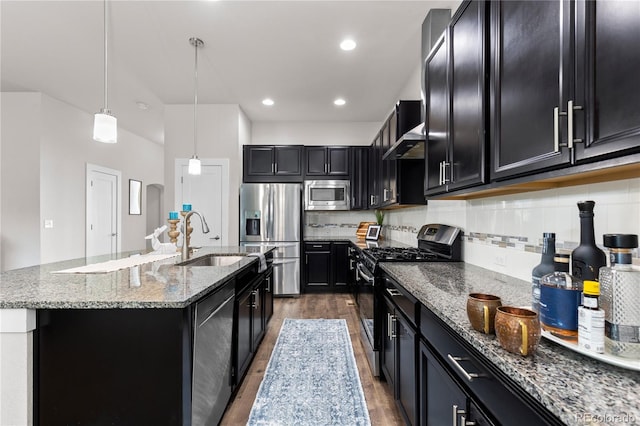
[135,101,149,110]
[340,39,357,51]
[334,98,346,106]
[262,98,274,106]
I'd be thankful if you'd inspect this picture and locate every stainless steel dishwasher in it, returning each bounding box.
[191,283,235,426]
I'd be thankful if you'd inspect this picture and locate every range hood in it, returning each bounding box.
[382,122,425,160]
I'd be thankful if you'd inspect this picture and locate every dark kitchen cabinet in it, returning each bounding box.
[305,146,350,178]
[304,241,351,292]
[350,147,369,210]
[382,277,418,426]
[573,0,640,162]
[425,0,488,196]
[490,1,572,180]
[304,242,331,290]
[332,241,350,288]
[243,145,303,182]
[369,133,382,208]
[419,305,561,426]
[235,272,266,386]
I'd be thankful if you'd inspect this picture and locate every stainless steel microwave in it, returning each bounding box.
[304,180,351,211]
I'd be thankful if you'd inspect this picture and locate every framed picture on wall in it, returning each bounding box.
[365,224,381,241]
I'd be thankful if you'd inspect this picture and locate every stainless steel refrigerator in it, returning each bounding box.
[239,183,302,296]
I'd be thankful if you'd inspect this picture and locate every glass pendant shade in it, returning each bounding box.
[93,109,117,143]
[188,155,202,175]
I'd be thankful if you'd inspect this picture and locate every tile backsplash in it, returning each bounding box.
[304,178,640,282]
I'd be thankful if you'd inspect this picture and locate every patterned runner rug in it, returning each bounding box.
[247,318,371,426]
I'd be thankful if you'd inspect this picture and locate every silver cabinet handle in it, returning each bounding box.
[271,163,275,174]
[447,354,483,381]
[461,416,475,426]
[387,313,392,339]
[452,405,466,426]
[553,106,565,152]
[386,288,402,297]
[210,235,220,240]
[390,315,397,339]
[443,162,450,184]
[567,100,583,149]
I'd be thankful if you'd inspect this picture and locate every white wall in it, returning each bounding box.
[1,92,164,270]
[1,93,41,271]
[251,121,381,146]
[164,104,244,246]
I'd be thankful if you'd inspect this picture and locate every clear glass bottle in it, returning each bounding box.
[599,234,640,358]
[532,233,556,313]
[578,280,605,353]
[571,201,607,281]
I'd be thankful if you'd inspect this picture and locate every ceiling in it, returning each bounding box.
[1,0,459,145]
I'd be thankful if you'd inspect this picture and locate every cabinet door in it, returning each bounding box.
[332,242,350,288]
[575,0,640,161]
[425,34,449,195]
[396,312,417,426]
[351,147,369,210]
[490,1,572,180]
[305,147,327,176]
[448,0,488,192]
[251,285,265,348]
[274,146,303,177]
[236,289,253,383]
[369,135,382,208]
[327,147,350,176]
[419,340,467,426]
[244,146,274,176]
[381,298,396,391]
[304,248,331,289]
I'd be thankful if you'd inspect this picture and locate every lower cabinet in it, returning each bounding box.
[303,241,350,292]
[419,305,562,426]
[234,272,267,386]
[381,277,418,426]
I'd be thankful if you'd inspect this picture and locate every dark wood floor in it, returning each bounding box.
[220,293,404,425]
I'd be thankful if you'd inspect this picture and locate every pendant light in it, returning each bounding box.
[188,37,204,175]
[93,0,117,143]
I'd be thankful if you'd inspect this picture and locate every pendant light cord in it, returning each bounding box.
[193,39,198,156]
[103,0,108,111]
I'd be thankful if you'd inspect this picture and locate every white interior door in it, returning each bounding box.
[175,159,229,248]
[86,164,121,257]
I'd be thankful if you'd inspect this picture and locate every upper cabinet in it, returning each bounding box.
[243,146,304,183]
[490,0,640,181]
[304,147,350,179]
[425,0,488,196]
[351,147,369,210]
[573,0,640,162]
[490,0,572,180]
[370,101,424,208]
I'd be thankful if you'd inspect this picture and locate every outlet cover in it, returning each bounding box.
[44,219,54,229]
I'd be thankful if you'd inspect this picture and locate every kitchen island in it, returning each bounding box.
[381,262,640,426]
[0,246,274,426]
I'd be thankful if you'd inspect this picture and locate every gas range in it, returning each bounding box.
[360,224,463,273]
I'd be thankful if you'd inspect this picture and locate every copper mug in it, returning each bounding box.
[494,306,541,356]
[466,293,502,334]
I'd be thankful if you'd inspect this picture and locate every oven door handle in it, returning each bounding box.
[357,263,375,284]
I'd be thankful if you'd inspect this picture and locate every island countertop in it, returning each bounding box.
[381,261,640,426]
[0,246,274,309]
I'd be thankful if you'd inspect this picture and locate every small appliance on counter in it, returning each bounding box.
[355,223,463,376]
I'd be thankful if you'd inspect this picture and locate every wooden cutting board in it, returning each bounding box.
[356,222,377,239]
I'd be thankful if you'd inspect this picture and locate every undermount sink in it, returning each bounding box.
[177,255,245,267]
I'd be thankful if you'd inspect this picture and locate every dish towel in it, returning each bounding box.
[248,252,267,272]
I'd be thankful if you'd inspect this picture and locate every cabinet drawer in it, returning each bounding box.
[420,306,561,426]
[304,242,331,251]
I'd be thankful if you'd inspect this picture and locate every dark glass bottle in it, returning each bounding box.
[571,201,606,281]
[553,253,570,273]
[532,232,556,313]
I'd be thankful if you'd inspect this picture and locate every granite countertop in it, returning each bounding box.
[304,236,410,249]
[0,246,275,309]
[381,262,640,426]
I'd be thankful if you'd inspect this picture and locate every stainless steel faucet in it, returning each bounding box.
[181,211,210,261]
